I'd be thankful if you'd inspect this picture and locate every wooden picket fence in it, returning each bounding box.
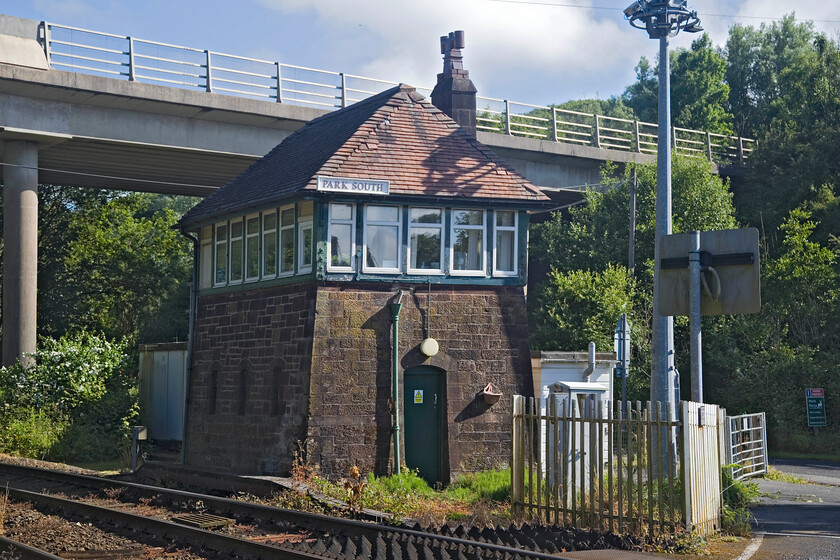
[511,396,722,536]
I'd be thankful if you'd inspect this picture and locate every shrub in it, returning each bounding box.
[0,332,138,464]
[0,407,67,459]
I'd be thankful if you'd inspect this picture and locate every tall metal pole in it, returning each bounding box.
[688,231,703,403]
[650,35,677,418]
[628,167,637,275]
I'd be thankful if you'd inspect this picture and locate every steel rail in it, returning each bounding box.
[0,462,580,560]
[0,535,67,560]
[6,486,324,560]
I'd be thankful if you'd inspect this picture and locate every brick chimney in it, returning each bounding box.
[431,30,477,137]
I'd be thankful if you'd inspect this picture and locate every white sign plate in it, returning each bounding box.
[317,176,389,195]
[659,228,761,316]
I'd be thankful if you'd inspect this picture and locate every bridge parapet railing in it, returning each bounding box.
[40,21,753,164]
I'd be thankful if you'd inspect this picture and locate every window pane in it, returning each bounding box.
[496,230,515,272]
[216,224,228,241]
[247,216,259,235]
[231,220,243,238]
[299,201,313,219]
[496,210,515,227]
[215,243,227,284]
[332,203,352,221]
[410,227,441,269]
[331,223,353,267]
[367,205,399,222]
[263,212,276,231]
[410,208,441,224]
[302,226,313,267]
[454,210,483,226]
[367,224,399,269]
[453,229,483,271]
[281,207,295,227]
[280,228,295,272]
[230,238,243,281]
[246,234,259,278]
[263,231,276,276]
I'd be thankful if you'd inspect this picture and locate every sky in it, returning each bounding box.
[4,1,840,107]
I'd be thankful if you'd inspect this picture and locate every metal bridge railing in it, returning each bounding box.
[40,21,755,165]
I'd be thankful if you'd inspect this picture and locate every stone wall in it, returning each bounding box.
[184,283,316,474]
[308,283,534,481]
[184,281,534,481]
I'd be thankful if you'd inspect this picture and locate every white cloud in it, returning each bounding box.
[257,0,652,105]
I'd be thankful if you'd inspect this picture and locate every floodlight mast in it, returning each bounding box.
[624,1,702,429]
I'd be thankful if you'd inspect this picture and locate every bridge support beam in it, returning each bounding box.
[2,141,39,366]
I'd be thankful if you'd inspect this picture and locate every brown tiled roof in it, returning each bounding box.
[180,84,549,227]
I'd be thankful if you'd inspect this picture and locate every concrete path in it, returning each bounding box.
[746,458,840,559]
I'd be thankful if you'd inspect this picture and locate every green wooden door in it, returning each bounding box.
[404,366,443,485]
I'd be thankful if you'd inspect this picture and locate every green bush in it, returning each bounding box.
[720,466,759,535]
[0,407,68,459]
[0,332,138,464]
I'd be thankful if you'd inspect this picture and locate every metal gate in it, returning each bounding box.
[725,412,768,481]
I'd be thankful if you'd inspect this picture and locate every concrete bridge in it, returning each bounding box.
[0,14,753,364]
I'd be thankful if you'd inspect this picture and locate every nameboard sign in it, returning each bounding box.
[317,176,389,195]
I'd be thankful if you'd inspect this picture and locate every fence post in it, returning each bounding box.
[551,107,558,142]
[706,131,713,162]
[718,407,728,467]
[594,114,601,148]
[680,401,692,533]
[738,137,745,165]
[41,21,52,67]
[205,50,212,93]
[634,120,641,153]
[275,62,283,103]
[128,37,136,81]
[511,395,524,518]
[671,126,677,152]
[760,412,768,476]
[504,100,512,136]
[340,72,347,108]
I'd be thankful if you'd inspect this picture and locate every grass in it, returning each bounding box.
[279,462,512,526]
[763,466,810,485]
[770,451,840,462]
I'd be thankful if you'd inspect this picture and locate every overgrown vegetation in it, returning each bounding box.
[720,468,760,536]
[531,15,840,451]
[0,332,138,464]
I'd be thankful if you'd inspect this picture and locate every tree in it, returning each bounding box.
[623,34,734,135]
[63,193,194,342]
[727,16,840,238]
[531,265,634,352]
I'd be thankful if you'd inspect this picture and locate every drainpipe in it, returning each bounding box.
[178,228,199,465]
[389,291,404,474]
[583,341,596,378]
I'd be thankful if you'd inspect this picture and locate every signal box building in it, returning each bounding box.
[177,38,551,483]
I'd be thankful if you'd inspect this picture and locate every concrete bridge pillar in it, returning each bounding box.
[2,141,38,366]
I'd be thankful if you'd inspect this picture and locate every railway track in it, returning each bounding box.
[0,461,638,559]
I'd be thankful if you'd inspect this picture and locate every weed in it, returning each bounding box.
[720,467,758,536]
[763,466,809,485]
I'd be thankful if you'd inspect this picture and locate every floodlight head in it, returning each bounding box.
[624,1,642,17]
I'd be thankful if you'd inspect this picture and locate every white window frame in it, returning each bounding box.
[327,203,356,272]
[407,207,444,275]
[298,220,313,274]
[493,210,519,277]
[228,218,244,285]
[278,205,296,277]
[450,209,487,277]
[244,213,261,283]
[213,221,228,287]
[261,210,277,279]
[362,204,402,274]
